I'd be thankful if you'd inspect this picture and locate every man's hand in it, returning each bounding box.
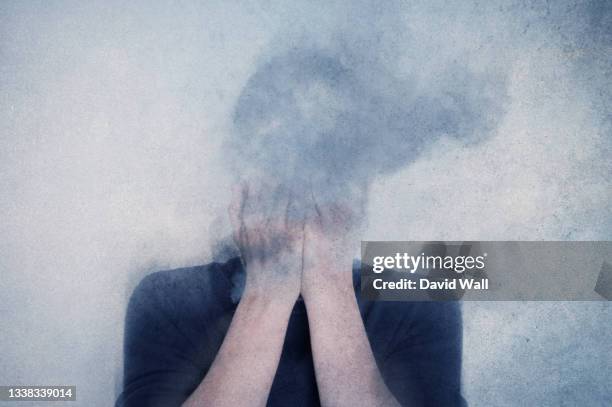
[301,194,358,302]
[299,192,401,407]
[183,182,305,407]
[229,181,304,303]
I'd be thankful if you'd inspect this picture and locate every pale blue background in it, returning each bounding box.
[1,1,610,405]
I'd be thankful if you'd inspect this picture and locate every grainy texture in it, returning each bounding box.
[0,1,610,406]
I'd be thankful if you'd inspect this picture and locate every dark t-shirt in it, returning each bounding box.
[116,258,465,407]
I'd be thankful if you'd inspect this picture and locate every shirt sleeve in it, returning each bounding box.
[115,273,205,407]
[368,301,466,407]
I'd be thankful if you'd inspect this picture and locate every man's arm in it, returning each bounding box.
[117,270,213,407]
[182,292,294,407]
[183,182,304,406]
[303,281,402,407]
[301,200,402,407]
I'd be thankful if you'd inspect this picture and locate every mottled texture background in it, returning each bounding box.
[1,1,610,405]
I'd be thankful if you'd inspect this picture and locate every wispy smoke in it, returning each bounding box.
[1,1,610,406]
[225,40,507,224]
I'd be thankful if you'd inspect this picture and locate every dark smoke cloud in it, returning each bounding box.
[225,42,507,222]
[1,1,610,405]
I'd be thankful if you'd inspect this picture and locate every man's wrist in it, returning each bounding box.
[301,271,355,306]
[240,287,298,313]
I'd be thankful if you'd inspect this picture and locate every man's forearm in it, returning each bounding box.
[183,293,294,407]
[304,282,401,407]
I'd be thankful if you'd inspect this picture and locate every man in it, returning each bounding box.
[116,48,466,406]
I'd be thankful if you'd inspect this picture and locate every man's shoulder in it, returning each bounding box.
[130,258,243,313]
